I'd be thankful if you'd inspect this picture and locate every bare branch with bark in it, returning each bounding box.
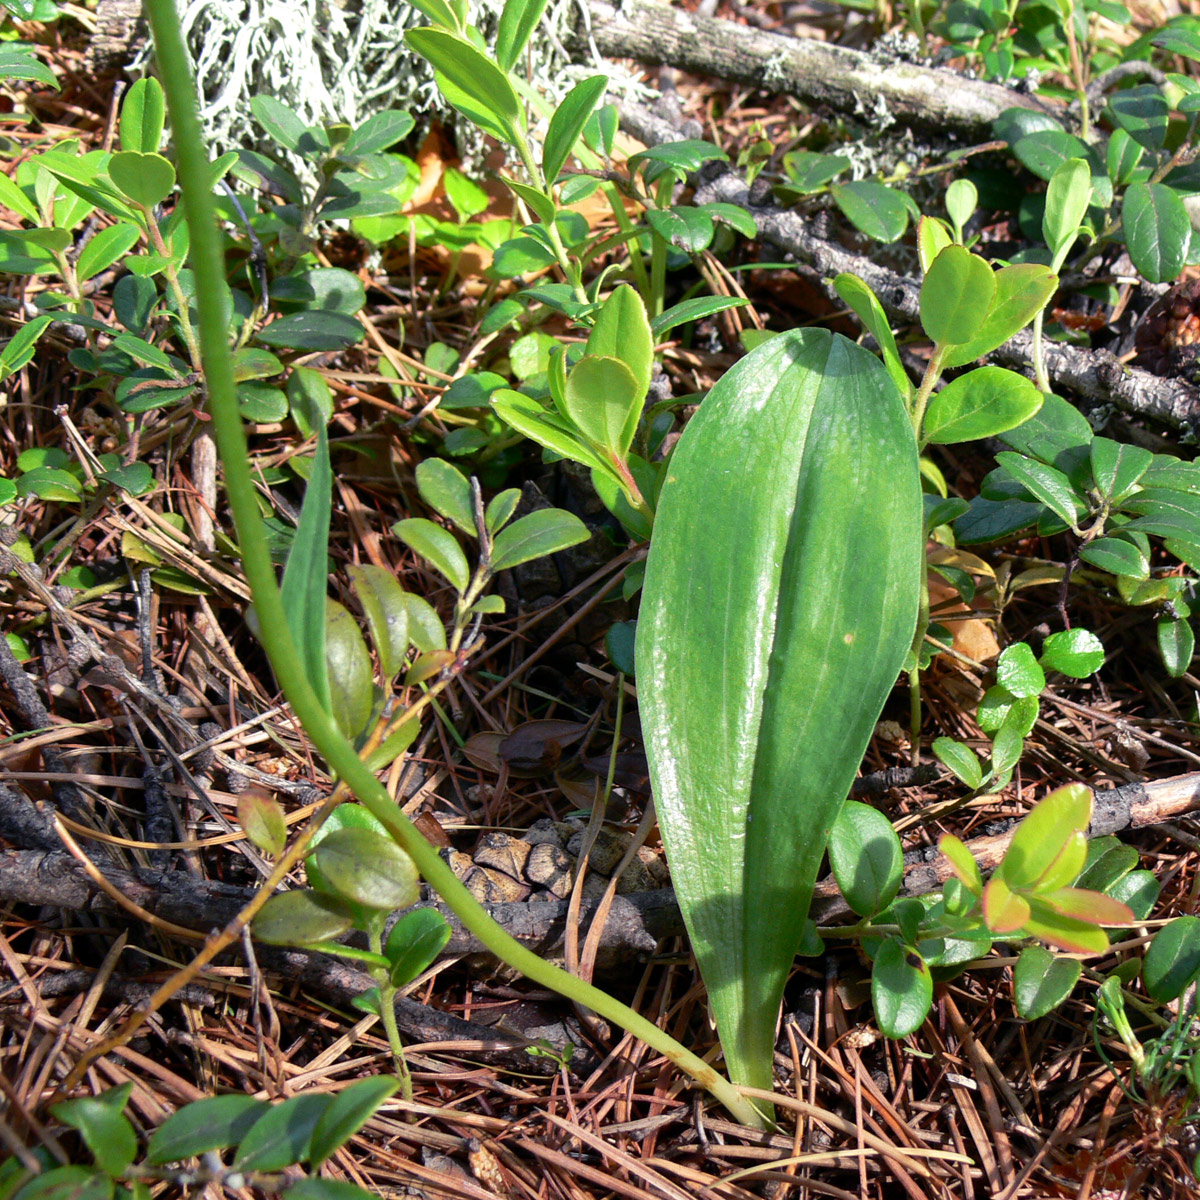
[573,0,1055,136]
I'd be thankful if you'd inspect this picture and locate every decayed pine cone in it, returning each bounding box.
[441,818,668,905]
[1135,276,1200,379]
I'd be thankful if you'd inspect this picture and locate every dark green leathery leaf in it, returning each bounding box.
[636,329,922,1096]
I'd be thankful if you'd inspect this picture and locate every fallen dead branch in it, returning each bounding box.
[573,0,1056,136]
[686,161,1200,433]
[2,773,1196,979]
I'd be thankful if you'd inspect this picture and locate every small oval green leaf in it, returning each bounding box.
[922,366,1042,445]
[120,77,166,154]
[871,939,933,1038]
[50,1096,136,1177]
[1122,182,1190,284]
[75,223,141,282]
[495,0,550,71]
[932,737,983,789]
[1040,627,1104,678]
[996,641,1046,698]
[1143,915,1200,1002]
[146,1096,269,1164]
[405,27,525,144]
[831,180,910,242]
[415,459,475,536]
[490,507,589,572]
[394,517,470,594]
[562,355,642,458]
[1042,157,1091,259]
[828,801,904,918]
[1000,783,1091,891]
[325,599,373,741]
[544,74,607,183]
[108,151,176,209]
[309,1078,398,1169]
[311,827,420,912]
[586,284,653,420]
[385,908,453,987]
[921,246,995,348]
[347,564,410,681]
[1157,616,1194,678]
[254,889,355,946]
[233,1094,332,1171]
[941,264,1057,368]
[1078,536,1149,579]
[1013,944,1081,1019]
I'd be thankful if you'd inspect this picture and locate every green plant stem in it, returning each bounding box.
[604,182,651,297]
[1063,2,1090,139]
[1031,310,1051,393]
[907,568,931,767]
[50,250,82,310]
[143,206,202,371]
[144,0,766,1133]
[907,0,927,51]
[368,926,413,1103]
[513,131,588,307]
[610,453,654,525]
[648,218,667,322]
[909,344,947,441]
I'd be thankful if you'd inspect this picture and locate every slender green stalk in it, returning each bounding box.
[1063,1,1090,140]
[142,206,202,371]
[368,924,413,1103]
[604,181,651,297]
[907,571,930,768]
[1031,310,1051,394]
[513,131,588,307]
[909,345,947,443]
[143,0,766,1132]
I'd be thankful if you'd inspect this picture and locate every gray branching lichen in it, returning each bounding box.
[135,0,647,175]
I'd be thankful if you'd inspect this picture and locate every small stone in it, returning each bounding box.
[637,846,670,887]
[580,873,609,901]
[441,849,475,878]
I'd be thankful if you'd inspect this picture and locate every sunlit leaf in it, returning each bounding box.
[923,366,1042,445]
[311,827,420,912]
[921,246,995,348]
[490,508,589,572]
[394,517,470,594]
[828,801,903,917]
[637,329,921,1093]
[1013,944,1080,1019]
[1000,784,1092,891]
[871,939,932,1038]
[385,908,453,987]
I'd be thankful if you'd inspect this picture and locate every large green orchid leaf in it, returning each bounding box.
[637,329,922,1094]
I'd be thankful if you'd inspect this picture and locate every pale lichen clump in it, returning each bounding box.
[133,0,648,175]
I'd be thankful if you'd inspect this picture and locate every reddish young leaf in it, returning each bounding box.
[983,874,1031,934]
[1000,783,1092,890]
[1036,887,1135,926]
[939,832,983,895]
[1022,902,1111,954]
